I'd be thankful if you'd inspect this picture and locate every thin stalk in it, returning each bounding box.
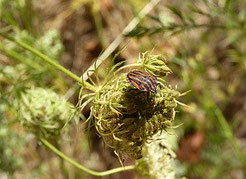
[59,156,69,179]
[202,89,246,167]
[214,106,246,167]
[91,2,105,48]
[146,22,242,37]
[82,0,161,81]
[0,42,40,69]
[39,137,135,177]
[179,23,232,30]
[64,0,161,99]
[55,142,69,179]
[0,32,96,92]
[0,41,72,89]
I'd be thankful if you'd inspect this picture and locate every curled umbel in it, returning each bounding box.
[80,52,180,159]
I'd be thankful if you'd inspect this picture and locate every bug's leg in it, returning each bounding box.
[147,92,150,100]
[125,88,145,97]
[125,88,143,95]
[125,88,137,93]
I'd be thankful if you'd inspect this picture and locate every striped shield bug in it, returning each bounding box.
[126,70,157,93]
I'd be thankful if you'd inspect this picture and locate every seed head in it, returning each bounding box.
[79,52,180,159]
[88,70,179,159]
[18,87,79,139]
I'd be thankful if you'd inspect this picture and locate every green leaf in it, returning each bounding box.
[166,5,184,22]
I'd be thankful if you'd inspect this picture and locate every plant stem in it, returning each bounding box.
[64,0,161,99]
[39,137,135,177]
[82,0,161,81]
[214,106,246,167]
[202,89,246,167]
[0,32,96,92]
[146,23,242,37]
[91,2,105,48]
[0,42,40,69]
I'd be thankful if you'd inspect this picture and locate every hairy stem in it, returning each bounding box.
[0,42,40,69]
[39,137,135,177]
[0,32,96,92]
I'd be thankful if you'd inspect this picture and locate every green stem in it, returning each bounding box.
[0,32,96,92]
[0,41,69,88]
[214,107,246,167]
[152,23,242,36]
[39,137,135,177]
[0,42,40,69]
[54,141,69,179]
[202,90,246,167]
[91,2,105,48]
[82,0,161,81]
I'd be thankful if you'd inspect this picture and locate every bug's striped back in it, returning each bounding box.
[126,70,157,93]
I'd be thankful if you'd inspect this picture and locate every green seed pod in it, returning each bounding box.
[17,87,79,139]
[90,71,179,159]
[136,132,177,179]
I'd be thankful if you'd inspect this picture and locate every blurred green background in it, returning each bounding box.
[0,0,246,178]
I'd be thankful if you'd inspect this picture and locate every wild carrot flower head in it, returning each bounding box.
[18,87,79,139]
[79,52,180,159]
